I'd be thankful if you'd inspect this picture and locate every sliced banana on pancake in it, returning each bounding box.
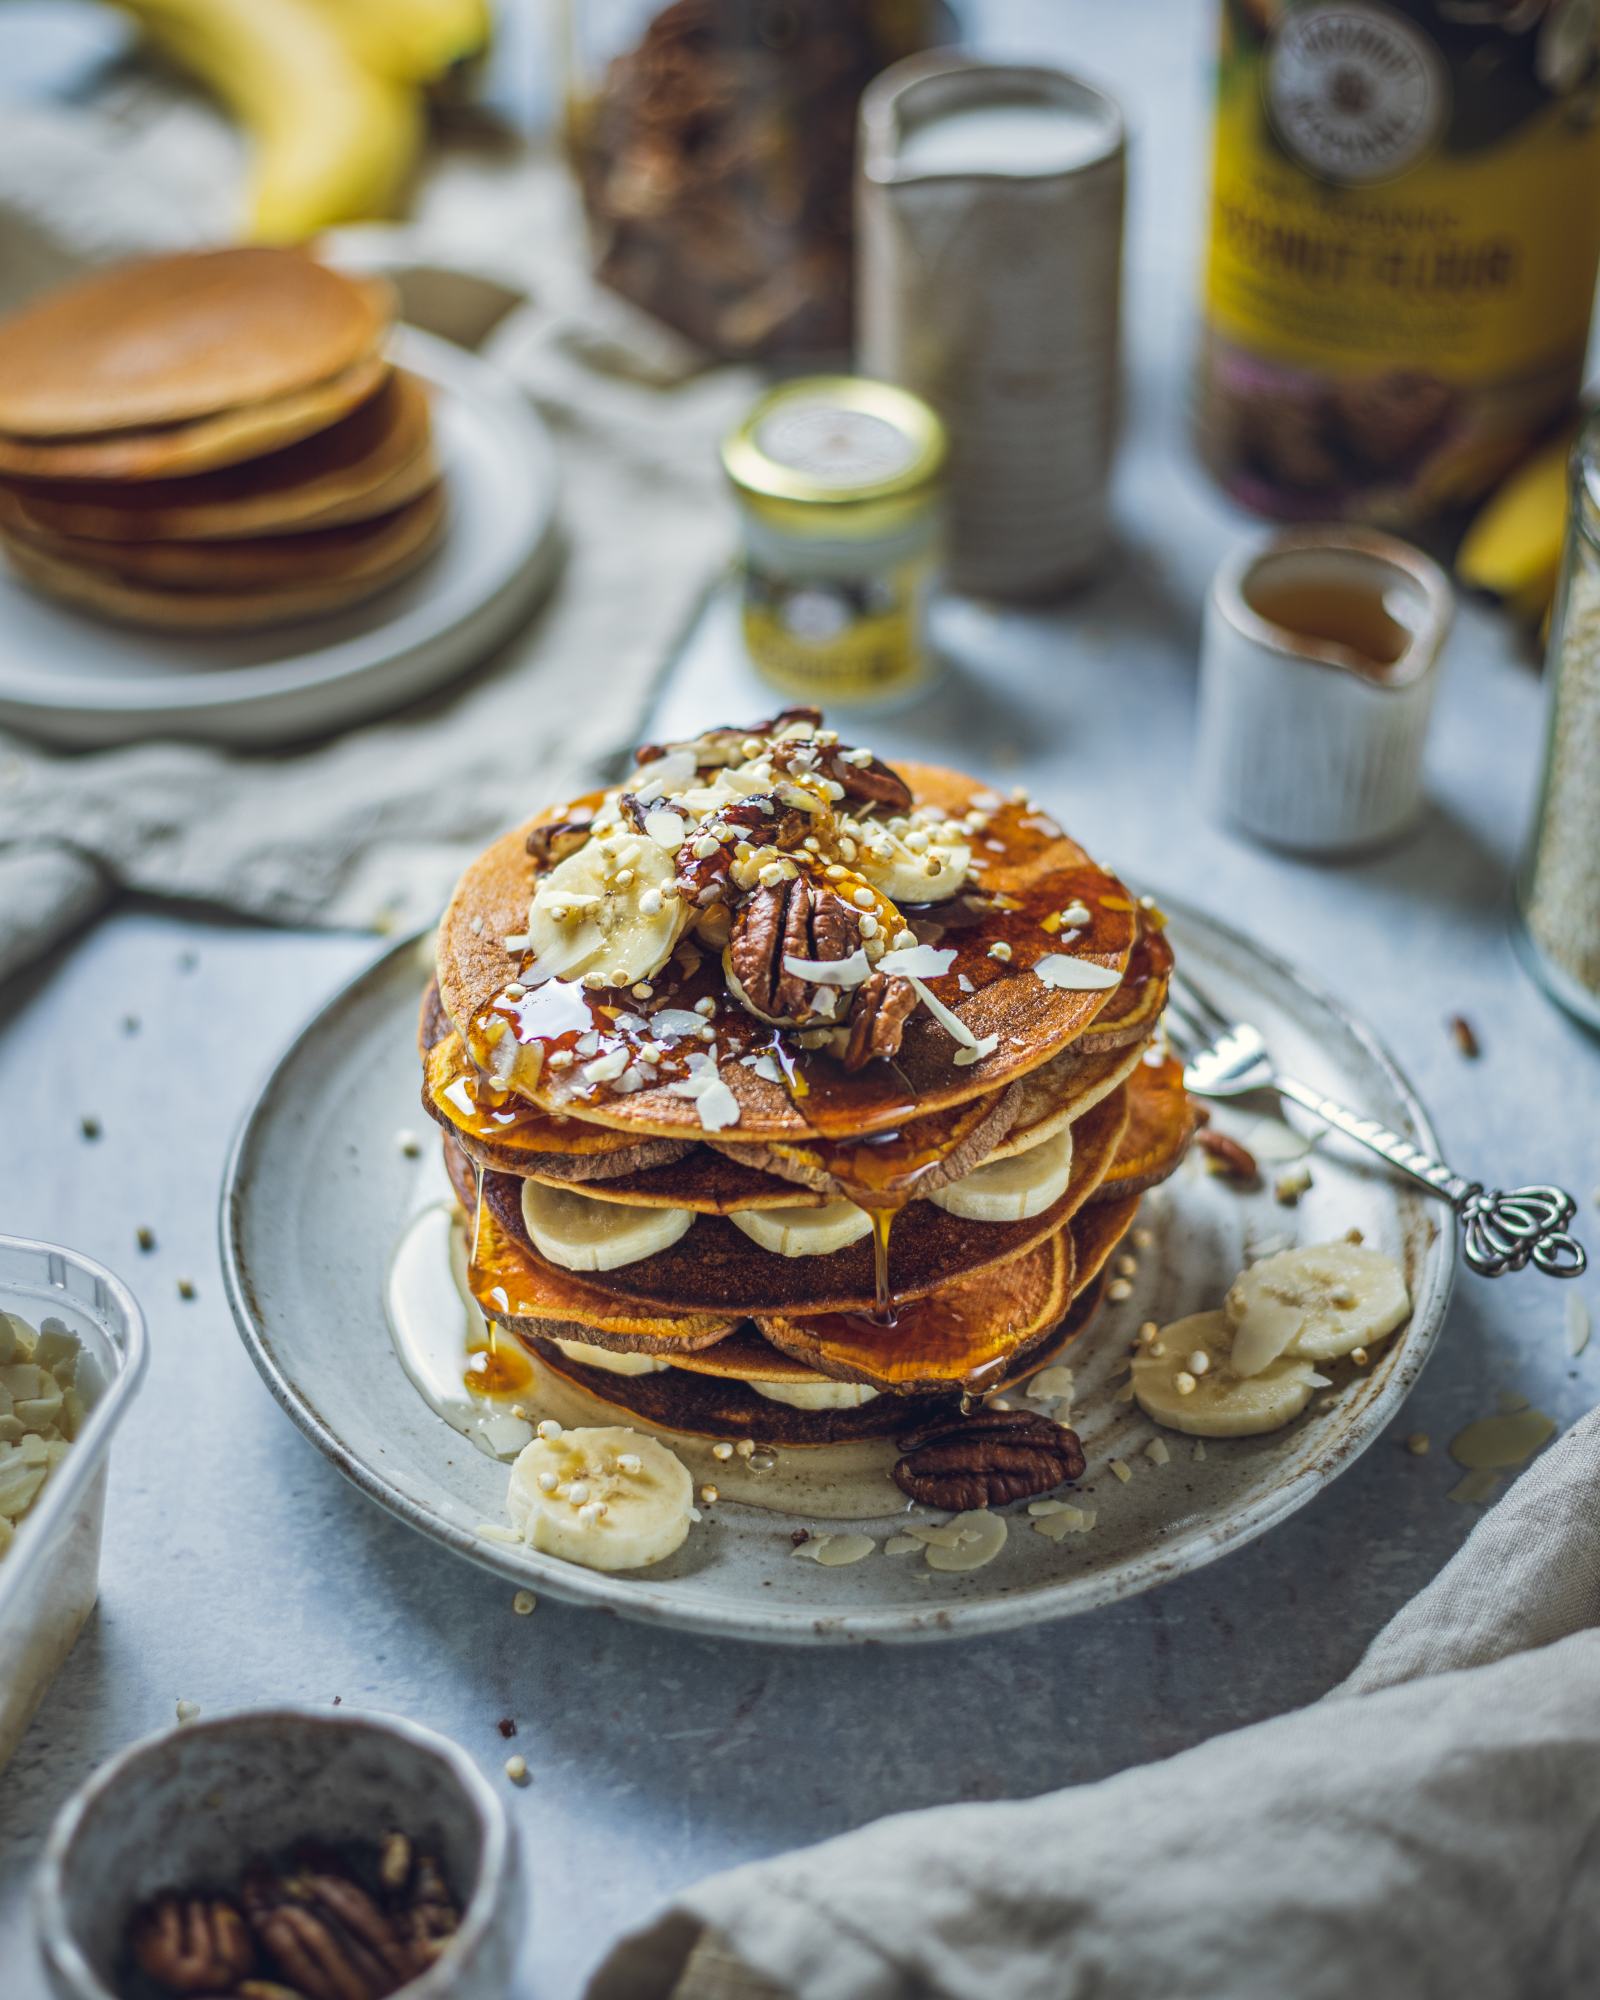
[929,1125,1073,1223]
[524,828,687,986]
[1225,1241,1410,1372]
[553,1338,668,1376]
[730,1200,875,1258]
[506,1424,692,1570]
[855,824,971,903]
[749,1376,881,1409]
[521,1179,692,1272]
[1131,1311,1317,1437]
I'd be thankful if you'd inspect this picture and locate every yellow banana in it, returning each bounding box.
[309,0,492,84]
[114,0,423,242]
[1456,423,1580,627]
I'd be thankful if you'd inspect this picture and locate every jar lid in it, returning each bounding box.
[722,376,946,531]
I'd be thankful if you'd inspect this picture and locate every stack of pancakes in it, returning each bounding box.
[0,248,443,630]
[422,713,1196,1450]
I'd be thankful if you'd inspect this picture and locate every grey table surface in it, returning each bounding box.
[4,3,1600,1996]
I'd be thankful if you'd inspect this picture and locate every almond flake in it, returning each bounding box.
[876,944,957,979]
[782,949,871,987]
[1033,954,1121,992]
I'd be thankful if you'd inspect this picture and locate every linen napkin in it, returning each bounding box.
[588,1407,1600,2000]
[0,103,750,989]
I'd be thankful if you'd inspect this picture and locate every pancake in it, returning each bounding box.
[522,1231,1120,1444]
[0,249,392,437]
[752,1228,1074,1392]
[0,372,435,543]
[8,485,443,589]
[434,771,1140,1145]
[0,355,390,484]
[478,1085,1128,1319]
[3,480,442,631]
[1085,1052,1197,1203]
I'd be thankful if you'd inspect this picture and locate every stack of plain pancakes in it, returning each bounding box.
[0,248,442,630]
[421,711,1197,1450]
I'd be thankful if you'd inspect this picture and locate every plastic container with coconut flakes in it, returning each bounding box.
[0,1235,146,1772]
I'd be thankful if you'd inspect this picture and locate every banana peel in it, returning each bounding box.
[1456,423,1580,627]
[114,0,423,242]
[310,0,492,84]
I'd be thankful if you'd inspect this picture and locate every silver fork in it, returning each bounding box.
[1164,968,1587,1280]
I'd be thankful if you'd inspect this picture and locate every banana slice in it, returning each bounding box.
[750,1377,880,1409]
[1131,1311,1317,1438]
[506,1424,692,1571]
[730,1200,874,1258]
[553,1339,668,1377]
[521,1180,692,1272]
[929,1125,1073,1223]
[855,826,971,904]
[524,826,688,986]
[1225,1242,1410,1373]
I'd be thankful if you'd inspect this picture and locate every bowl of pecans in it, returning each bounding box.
[33,1706,520,2000]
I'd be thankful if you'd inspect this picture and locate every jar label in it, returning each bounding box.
[739,556,931,701]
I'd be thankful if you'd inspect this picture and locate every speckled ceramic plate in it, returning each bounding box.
[219,906,1455,1645]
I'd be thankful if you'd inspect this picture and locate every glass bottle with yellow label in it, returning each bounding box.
[721,376,947,709]
[1197,0,1600,526]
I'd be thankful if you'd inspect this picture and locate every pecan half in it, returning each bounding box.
[242,1864,418,2000]
[1195,1128,1258,1182]
[729,875,862,1021]
[636,707,822,770]
[893,1409,1086,1510]
[771,738,912,814]
[840,968,917,1071]
[524,815,593,868]
[130,1893,255,1995]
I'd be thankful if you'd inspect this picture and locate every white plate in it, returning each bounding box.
[219,906,1455,1645]
[0,328,560,749]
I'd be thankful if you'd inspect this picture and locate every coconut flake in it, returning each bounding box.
[647,1008,709,1041]
[692,1077,740,1131]
[908,976,983,1055]
[748,1052,784,1083]
[782,949,871,987]
[1033,954,1121,992]
[952,1033,999,1068]
[583,1048,629,1084]
[876,944,956,979]
[629,747,697,799]
[503,932,533,952]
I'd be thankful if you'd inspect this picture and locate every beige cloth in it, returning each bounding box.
[0,107,749,987]
[589,1408,1600,2000]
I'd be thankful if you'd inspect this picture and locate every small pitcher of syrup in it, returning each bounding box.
[1196,527,1453,854]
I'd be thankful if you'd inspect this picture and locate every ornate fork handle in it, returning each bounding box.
[1275,1076,1588,1279]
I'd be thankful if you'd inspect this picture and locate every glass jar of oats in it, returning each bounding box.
[1516,414,1600,1029]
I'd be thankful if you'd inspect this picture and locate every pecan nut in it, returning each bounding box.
[1195,1128,1258,1182]
[729,875,862,1022]
[635,707,822,771]
[524,815,593,868]
[841,968,916,1071]
[242,1864,419,2000]
[893,1408,1086,1510]
[130,1893,255,1995]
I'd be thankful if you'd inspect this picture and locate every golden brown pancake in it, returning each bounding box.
[3,481,442,630]
[434,771,1140,1145]
[522,1232,1123,1444]
[8,485,443,589]
[752,1229,1074,1392]
[0,249,392,438]
[476,1085,1128,1319]
[0,372,435,543]
[1085,1052,1197,1203]
[0,356,390,484]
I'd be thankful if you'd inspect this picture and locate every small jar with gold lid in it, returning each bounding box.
[721,375,946,709]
